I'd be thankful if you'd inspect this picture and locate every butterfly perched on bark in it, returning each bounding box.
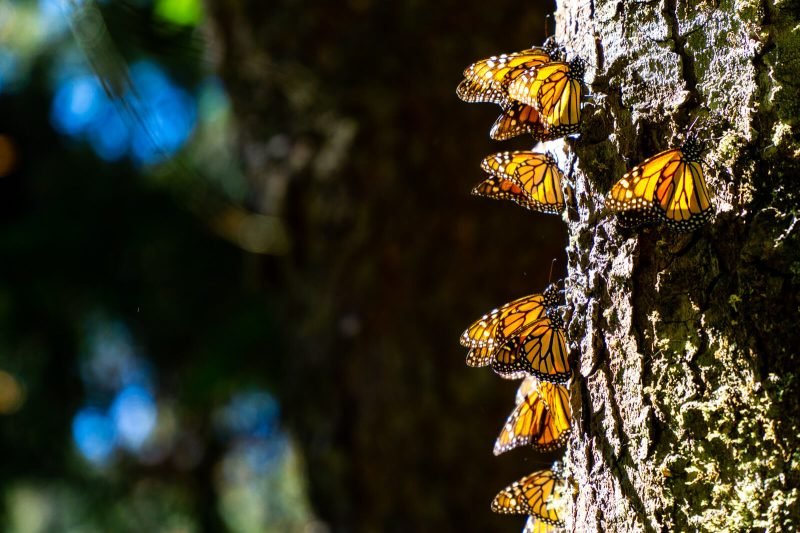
[494,377,571,455]
[460,284,570,383]
[457,45,576,141]
[474,151,565,214]
[491,466,567,526]
[605,135,712,232]
[507,57,586,138]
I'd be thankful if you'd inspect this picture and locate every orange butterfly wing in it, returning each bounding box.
[472,176,538,212]
[481,152,565,214]
[491,468,566,526]
[491,288,570,383]
[460,294,546,368]
[490,102,549,141]
[457,49,552,104]
[507,59,585,138]
[516,319,571,384]
[606,138,712,231]
[494,379,571,455]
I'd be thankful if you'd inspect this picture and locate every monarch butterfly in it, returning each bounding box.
[479,151,565,214]
[490,321,570,384]
[494,377,571,455]
[460,293,548,370]
[491,467,567,526]
[457,48,553,105]
[524,516,561,533]
[605,135,712,232]
[507,57,586,137]
[460,285,570,383]
[490,286,570,384]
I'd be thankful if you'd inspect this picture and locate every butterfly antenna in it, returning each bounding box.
[548,258,557,284]
[686,116,700,135]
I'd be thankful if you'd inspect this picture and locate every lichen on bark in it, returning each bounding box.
[553,0,800,530]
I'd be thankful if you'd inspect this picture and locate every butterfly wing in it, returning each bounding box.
[606,146,713,231]
[507,69,544,108]
[471,176,538,212]
[537,381,572,442]
[490,102,548,141]
[456,79,509,105]
[515,154,565,214]
[491,469,566,526]
[536,71,582,136]
[657,160,712,232]
[508,62,582,137]
[490,336,531,378]
[481,151,564,213]
[460,294,546,367]
[606,148,682,228]
[457,49,552,104]
[514,318,571,384]
[493,380,571,455]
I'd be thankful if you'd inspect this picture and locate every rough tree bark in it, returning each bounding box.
[555,0,800,531]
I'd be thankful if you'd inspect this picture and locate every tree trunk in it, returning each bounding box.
[556,0,800,530]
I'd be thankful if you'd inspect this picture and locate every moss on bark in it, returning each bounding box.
[555,0,800,530]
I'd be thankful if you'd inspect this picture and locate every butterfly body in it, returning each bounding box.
[606,135,712,232]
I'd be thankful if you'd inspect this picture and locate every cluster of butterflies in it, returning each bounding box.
[460,284,571,532]
[456,39,716,532]
[458,42,714,232]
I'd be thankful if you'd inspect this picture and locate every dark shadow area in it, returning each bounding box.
[0,0,562,531]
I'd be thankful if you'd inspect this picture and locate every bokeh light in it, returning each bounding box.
[216,390,280,440]
[72,317,160,466]
[85,105,129,161]
[72,407,117,465]
[49,60,198,165]
[37,0,71,39]
[109,384,157,451]
[81,317,152,392]
[0,134,18,177]
[50,74,103,136]
[0,49,20,94]
[214,390,318,533]
[155,0,204,26]
[0,370,25,414]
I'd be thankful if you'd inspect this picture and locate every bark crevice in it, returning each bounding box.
[557,0,800,530]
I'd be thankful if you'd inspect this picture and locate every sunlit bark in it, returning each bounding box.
[556,0,800,530]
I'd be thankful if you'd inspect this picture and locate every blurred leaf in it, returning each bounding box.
[154,0,204,27]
